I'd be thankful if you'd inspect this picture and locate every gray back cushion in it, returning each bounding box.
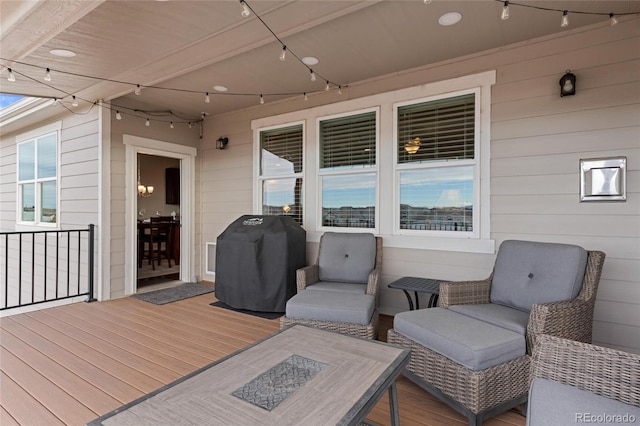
[491,240,588,312]
[318,232,376,284]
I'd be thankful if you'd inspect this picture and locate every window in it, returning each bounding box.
[318,109,378,229]
[17,130,58,225]
[258,124,304,225]
[395,92,478,235]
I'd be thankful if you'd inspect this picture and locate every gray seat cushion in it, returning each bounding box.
[491,240,588,312]
[318,232,376,284]
[527,378,640,426]
[285,290,375,325]
[449,303,530,335]
[306,281,367,294]
[394,308,526,371]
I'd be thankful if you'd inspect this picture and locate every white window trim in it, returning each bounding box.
[253,120,306,224]
[316,107,380,234]
[15,121,62,230]
[251,70,495,253]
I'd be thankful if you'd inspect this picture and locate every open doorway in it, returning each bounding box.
[123,135,197,297]
[136,153,181,289]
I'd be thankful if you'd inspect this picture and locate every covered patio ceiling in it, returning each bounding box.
[1,0,639,130]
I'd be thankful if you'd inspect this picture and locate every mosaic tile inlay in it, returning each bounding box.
[231,354,328,411]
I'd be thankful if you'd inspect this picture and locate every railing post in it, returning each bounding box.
[86,224,96,302]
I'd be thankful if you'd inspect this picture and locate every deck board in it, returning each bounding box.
[0,290,525,426]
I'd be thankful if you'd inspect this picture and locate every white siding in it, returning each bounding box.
[201,19,640,353]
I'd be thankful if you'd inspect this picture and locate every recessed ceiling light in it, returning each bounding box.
[50,49,76,57]
[213,85,228,92]
[438,12,462,26]
[302,57,319,66]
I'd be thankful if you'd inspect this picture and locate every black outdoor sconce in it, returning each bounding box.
[216,137,229,150]
[559,70,576,97]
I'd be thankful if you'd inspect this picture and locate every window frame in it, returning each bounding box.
[16,121,61,228]
[393,88,481,238]
[316,106,380,233]
[255,120,305,225]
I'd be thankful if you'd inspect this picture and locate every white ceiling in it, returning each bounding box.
[1,0,639,124]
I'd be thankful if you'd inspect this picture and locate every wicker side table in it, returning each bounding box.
[388,277,444,310]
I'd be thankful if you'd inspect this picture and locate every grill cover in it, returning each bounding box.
[215,215,306,312]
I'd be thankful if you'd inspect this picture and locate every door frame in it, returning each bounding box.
[124,135,197,295]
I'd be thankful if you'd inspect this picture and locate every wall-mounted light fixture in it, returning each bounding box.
[216,137,229,150]
[404,137,421,155]
[559,70,576,97]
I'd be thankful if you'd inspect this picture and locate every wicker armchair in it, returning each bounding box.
[388,241,605,426]
[527,334,640,425]
[281,232,382,339]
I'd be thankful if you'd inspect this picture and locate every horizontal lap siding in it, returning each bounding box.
[490,24,640,352]
[200,19,640,352]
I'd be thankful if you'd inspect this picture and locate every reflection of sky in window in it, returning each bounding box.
[322,174,376,208]
[38,135,57,178]
[18,141,35,180]
[262,149,294,176]
[0,93,25,109]
[400,167,473,208]
[263,178,297,205]
[41,181,57,209]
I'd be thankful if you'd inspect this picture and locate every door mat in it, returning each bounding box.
[133,283,214,305]
[210,301,283,320]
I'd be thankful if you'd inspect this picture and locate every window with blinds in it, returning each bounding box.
[318,110,377,229]
[259,124,303,225]
[397,93,475,164]
[395,92,477,234]
[320,111,376,170]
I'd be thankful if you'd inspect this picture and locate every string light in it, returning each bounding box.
[72,95,78,107]
[145,118,150,127]
[240,0,251,17]
[135,84,142,95]
[7,68,15,82]
[325,81,330,91]
[610,13,618,26]
[115,111,122,120]
[259,94,264,104]
[310,69,316,82]
[44,68,51,81]
[304,92,308,101]
[170,122,174,129]
[188,122,192,128]
[561,10,569,27]
[338,86,342,95]
[204,92,210,103]
[501,1,510,20]
[280,46,287,61]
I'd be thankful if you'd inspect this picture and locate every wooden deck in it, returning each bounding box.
[0,289,526,426]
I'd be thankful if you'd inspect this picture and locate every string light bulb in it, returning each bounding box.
[240,0,251,17]
[145,118,150,127]
[170,122,174,129]
[7,68,16,82]
[304,92,308,101]
[135,84,142,95]
[204,92,210,103]
[325,81,330,91]
[609,13,618,26]
[44,68,52,81]
[259,94,264,104]
[115,111,122,120]
[501,1,510,20]
[188,122,193,129]
[310,69,316,82]
[561,10,569,27]
[338,86,343,95]
[72,96,78,107]
[280,46,287,61]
